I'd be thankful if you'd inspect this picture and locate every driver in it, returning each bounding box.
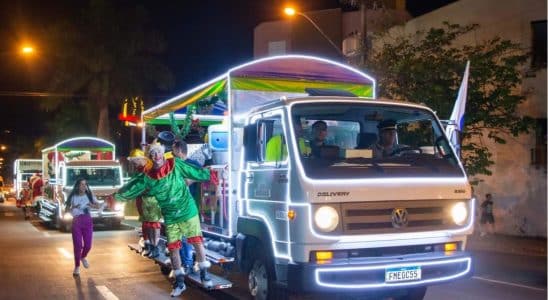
[372,119,404,158]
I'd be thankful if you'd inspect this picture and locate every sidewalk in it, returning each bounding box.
[467,233,547,257]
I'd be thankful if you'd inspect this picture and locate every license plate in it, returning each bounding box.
[385,266,421,283]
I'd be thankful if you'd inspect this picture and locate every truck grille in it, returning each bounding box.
[340,200,464,235]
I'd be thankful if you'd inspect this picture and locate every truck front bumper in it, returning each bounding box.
[286,251,472,293]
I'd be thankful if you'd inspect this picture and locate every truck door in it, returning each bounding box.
[242,112,291,258]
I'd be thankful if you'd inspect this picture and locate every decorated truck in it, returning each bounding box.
[13,159,42,201]
[37,137,125,232]
[132,55,474,299]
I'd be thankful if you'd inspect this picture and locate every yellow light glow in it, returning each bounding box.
[21,46,34,54]
[0,146,6,150]
[287,209,296,220]
[284,7,296,16]
[444,243,457,252]
[315,251,333,261]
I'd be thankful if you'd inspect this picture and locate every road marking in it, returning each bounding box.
[43,232,50,237]
[96,285,119,300]
[472,276,546,291]
[57,247,73,259]
[4,212,14,217]
[30,223,41,233]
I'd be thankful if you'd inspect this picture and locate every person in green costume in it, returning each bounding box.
[127,148,162,258]
[115,143,214,297]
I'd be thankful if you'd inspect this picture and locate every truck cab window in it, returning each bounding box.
[291,102,463,179]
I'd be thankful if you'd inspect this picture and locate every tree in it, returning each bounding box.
[42,0,174,139]
[363,22,532,177]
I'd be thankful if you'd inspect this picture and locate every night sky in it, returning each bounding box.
[0,0,455,155]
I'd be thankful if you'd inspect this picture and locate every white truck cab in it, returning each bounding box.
[139,55,473,299]
[37,137,125,232]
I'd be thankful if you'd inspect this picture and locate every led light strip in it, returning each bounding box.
[314,257,471,289]
[242,110,293,261]
[290,198,475,242]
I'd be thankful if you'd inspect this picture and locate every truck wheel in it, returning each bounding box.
[248,246,283,300]
[248,258,269,300]
[160,265,171,276]
[111,220,122,230]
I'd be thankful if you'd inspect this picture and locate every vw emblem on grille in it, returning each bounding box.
[391,208,409,228]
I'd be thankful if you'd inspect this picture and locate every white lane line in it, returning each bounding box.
[57,247,73,259]
[96,285,119,300]
[43,232,50,237]
[30,223,41,233]
[472,276,546,291]
[4,212,15,217]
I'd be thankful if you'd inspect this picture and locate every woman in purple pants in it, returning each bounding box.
[65,178,99,276]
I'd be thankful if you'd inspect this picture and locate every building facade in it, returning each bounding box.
[253,0,547,237]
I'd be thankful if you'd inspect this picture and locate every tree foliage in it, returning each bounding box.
[363,22,532,177]
[42,0,174,139]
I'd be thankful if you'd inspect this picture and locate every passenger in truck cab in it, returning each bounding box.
[372,119,404,158]
[265,117,311,161]
[310,120,328,158]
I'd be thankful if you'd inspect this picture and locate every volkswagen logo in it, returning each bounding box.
[391,208,409,228]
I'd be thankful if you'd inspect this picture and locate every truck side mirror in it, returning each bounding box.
[243,123,259,162]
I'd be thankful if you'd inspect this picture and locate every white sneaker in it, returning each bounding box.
[73,267,80,276]
[170,282,186,297]
[81,258,90,269]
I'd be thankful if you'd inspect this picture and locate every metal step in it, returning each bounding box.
[205,248,235,264]
[126,242,233,290]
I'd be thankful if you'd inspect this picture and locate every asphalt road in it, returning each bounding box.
[0,200,545,300]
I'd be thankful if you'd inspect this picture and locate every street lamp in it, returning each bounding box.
[21,46,34,55]
[0,145,6,151]
[284,6,344,57]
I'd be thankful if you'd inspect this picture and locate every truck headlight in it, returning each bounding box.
[314,206,339,232]
[451,202,468,225]
[114,203,125,211]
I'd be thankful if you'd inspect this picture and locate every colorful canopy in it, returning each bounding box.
[143,55,376,123]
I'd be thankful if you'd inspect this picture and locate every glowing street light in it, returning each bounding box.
[0,145,6,151]
[21,46,34,54]
[283,6,343,57]
[284,7,296,16]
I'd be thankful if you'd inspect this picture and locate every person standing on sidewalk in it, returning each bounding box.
[480,193,495,237]
[65,178,101,276]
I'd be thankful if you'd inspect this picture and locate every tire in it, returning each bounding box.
[111,220,122,230]
[160,265,171,276]
[247,244,284,300]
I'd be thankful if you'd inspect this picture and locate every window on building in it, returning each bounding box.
[268,41,286,56]
[531,20,547,69]
[531,118,547,169]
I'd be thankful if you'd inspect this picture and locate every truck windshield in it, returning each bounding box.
[66,167,121,187]
[291,102,464,179]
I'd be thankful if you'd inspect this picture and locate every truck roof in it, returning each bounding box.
[251,96,435,115]
[65,160,120,167]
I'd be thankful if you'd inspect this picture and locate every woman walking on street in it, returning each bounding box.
[65,178,100,276]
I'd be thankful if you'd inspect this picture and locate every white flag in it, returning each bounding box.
[445,61,470,154]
